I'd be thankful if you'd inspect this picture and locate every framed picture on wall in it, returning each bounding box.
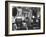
[5,1,45,36]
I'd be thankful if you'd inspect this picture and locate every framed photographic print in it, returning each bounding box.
[5,1,45,36]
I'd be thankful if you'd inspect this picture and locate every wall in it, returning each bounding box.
[0,0,46,37]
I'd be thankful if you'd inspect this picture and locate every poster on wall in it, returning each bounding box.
[5,1,45,36]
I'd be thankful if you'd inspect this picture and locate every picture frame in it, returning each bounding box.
[5,1,45,36]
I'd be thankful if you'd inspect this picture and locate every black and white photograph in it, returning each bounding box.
[12,7,40,30]
[5,1,45,36]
